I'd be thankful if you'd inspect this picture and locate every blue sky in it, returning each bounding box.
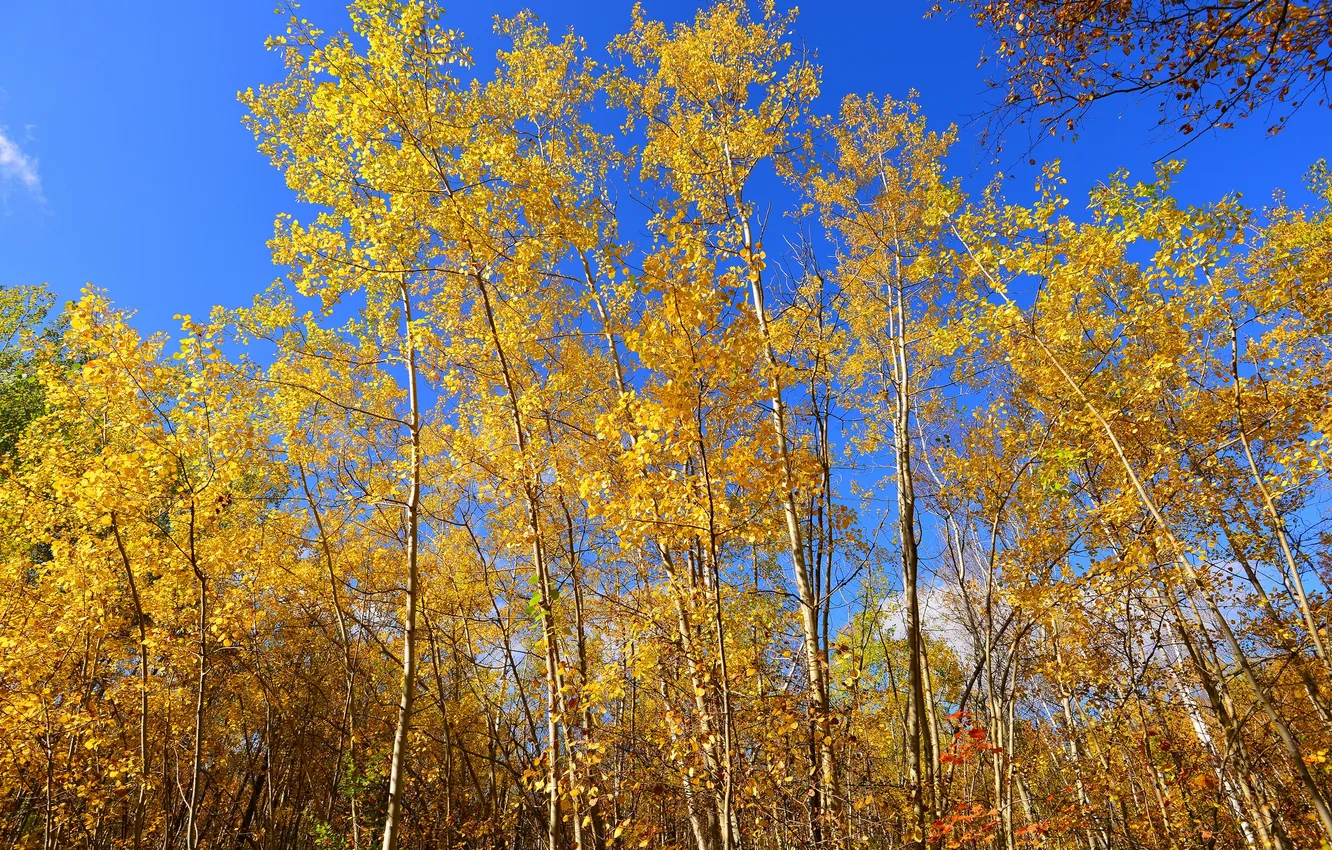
[1,0,1329,334]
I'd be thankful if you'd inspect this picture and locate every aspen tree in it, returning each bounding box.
[609,6,834,841]
[811,95,959,841]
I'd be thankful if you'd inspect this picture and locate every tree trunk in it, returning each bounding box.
[382,281,424,850]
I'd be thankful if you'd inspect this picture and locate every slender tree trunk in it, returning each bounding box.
[1156,618,1266,850]
[186,501,206,850]
[1049,620,1109,850]
[695,415,736,850]
[112,515,150,850]
[1183,444,1332,725]
[382,280,424,850]
[887,269,932,841]
[732,171,837,835]
[474,269,565,850]
[299,464,360,828]
[1230,326,1331,676]
[659,678,712,850]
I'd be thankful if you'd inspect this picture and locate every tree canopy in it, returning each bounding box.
[1,3,1330,850]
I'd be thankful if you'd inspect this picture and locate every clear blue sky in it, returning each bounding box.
[2,1,1329,333]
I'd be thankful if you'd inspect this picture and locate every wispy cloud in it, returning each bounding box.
[0,127,41,197]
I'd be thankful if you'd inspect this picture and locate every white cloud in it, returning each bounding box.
[0,128,41,196]
[878,583,977,662]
